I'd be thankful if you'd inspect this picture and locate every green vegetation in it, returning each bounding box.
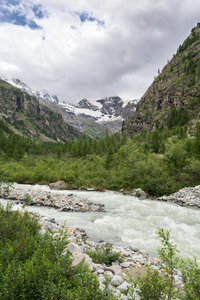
[0,204,117,299]
[85,243,123,266]
[0,116,200,196]
[1,205,200,299]
[128,229,200,300]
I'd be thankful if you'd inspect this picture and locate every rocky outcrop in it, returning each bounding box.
[0,79,81,141]
[158,185,200,208]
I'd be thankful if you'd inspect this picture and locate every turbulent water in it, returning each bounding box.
[1,183,200,262]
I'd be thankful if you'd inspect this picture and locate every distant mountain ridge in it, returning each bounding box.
[1,77,139,136]
[0,79,81,141]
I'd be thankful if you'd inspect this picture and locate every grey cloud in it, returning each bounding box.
[0,0,200,103]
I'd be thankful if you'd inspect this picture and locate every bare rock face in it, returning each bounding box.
[0,79,82,141]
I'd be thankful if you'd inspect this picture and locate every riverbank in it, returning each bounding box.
[1,183,197,298]
[157,185,200,208]
[0,183,105,213]
[1,182,200,210]
[31,211,183,299]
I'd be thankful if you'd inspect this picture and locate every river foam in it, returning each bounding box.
[1,183,200,263]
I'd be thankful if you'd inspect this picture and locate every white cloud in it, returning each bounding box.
[0,0,200,103]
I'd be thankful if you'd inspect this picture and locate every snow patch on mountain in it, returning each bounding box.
[1,77,139,125]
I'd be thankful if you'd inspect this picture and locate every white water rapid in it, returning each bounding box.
[1,183,200,262]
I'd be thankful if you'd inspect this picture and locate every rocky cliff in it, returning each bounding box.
[123,23,200,135]
[0,80,81,141]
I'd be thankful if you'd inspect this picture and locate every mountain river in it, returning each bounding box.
[0,184,200,263]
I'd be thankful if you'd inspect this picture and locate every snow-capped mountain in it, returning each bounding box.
[1,77,59,104]
[1,77,139,135]
[59,96,138,124]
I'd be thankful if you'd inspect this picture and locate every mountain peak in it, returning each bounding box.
[77,98,99,111]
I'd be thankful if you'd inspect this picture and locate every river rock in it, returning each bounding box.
[158,185,200,208]
[83,254,94,270]
[130,245,139,252]
[0,185,105,213]
[71,253,93,270]
[97,268,104,274]
[131,188,147,200]
[104,271,114,279]
[68,242,82,254]
[110,275,124,287]
[105,265,123,276]
[117,281,131,292]
[49,181,66,190]
[121,261,133,268]
[71,253,85,268]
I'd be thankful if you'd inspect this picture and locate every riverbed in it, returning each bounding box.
[0,183,200,263]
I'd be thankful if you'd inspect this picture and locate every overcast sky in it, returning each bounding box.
[0,0,199,103]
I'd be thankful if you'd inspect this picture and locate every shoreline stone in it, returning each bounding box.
[0,186,105,213]
[157,185,200,208]
[33,213,183,299]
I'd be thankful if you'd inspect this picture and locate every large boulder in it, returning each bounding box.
[131,188,147,200]
[68,242,82,254]
[71,253,93,270]
[49,181,66,190]
[110,275,124,287]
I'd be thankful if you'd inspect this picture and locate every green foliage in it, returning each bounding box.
[132,267,167,300]
[156,228,180,300]
[177,24,200,54]
[180,258,200,299]
[86,243,123,266]
[1,114,200,197]
[167,108,190,129]
[129,229,200,300]
[0,205,119,299]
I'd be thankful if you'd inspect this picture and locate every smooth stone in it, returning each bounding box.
[104,271,114,279]
[117,281,131,292]
[121,261,132,268]
[97,268,104,274]
[98,274,105,282]
[105,265,123,276]
[83,254,93,270]
[130,245,139,252]
[71,253,85,268]
[71,253,93,270]
[110,275,124,287]
[68,242,82,254]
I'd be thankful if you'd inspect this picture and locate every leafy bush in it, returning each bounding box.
[129,229,200,300]
[180,258,200,300]
[86,243,123,266]
[0,205,118,299]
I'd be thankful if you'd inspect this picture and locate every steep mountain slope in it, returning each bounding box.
[123,23,200,135]
[0,80,81,141]
[1,77,138,137]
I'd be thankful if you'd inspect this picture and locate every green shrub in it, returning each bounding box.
[86,243,123,266]
[0,205,119,299]
[180,258,200,300]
